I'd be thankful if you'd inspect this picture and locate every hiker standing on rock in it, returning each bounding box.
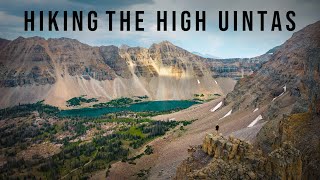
[215,124,219,133]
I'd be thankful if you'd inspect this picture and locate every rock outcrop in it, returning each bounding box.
[176,133,302,180]
[274,113,320,179]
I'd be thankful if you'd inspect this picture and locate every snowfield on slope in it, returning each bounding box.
[219,109,232,120]
[247,115,263,127]
[210,101,223,112]
[272,85,287,101]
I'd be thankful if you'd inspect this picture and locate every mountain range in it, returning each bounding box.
[0,37,272,108]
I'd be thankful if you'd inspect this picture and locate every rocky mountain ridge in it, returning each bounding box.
[0,37,271,108]
[175,20,320,179]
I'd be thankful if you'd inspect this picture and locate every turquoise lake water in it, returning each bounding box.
[59,100,198,118]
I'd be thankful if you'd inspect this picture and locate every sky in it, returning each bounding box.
[0,0,319,58]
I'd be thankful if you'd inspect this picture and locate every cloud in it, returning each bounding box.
[0,11,24,38]
[0,0,319,58]
[68,0,154,9]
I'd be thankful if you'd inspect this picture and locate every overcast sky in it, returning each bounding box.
[0,0,319,58]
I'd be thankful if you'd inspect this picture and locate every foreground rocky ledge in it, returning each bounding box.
[175,133,302,180]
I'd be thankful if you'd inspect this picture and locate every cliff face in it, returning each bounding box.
[0,38,210,87]
[0,37,56,87]
[0,37,267,108]
[275,113,320,179]
[226,21,320,114]
[229,21,320,179]
[176,21,320,180]
[176,133,302,180]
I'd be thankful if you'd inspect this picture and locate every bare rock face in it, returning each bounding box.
[47,37,117,81]
[212,21,320,179]
[274,113,320,179]
[0,37,56,87]
[99,45,132,78]
[267,142,302,179]
[225,21,320,113]
[0,36,268,107]
[176,133,302,180]
[0,38,10,50]
[0,38,210,87]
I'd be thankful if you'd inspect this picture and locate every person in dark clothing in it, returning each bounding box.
[215,124,219,132]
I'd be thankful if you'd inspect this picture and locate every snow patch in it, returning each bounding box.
[248,115,263,127]
[214,80,218,85]
[272,92,284,101]
[210,101,222,112]
[197,79,200,84]
[272,85,287,101]
[219,109,232,120]
[253,108,259,112]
